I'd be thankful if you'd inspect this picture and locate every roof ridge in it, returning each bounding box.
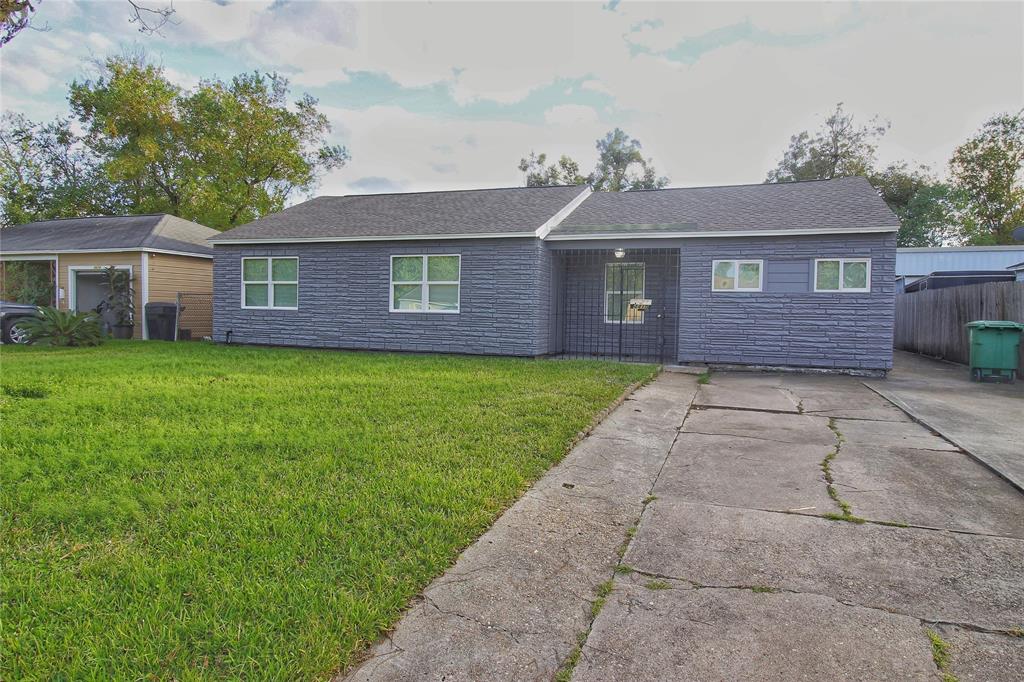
[11,213,169,226]
[608,177,866,194]
[332,184,587,199]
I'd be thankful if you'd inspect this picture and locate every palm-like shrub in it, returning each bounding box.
[18,307,106,347]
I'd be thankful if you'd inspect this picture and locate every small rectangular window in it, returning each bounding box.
[605,262,645,324]
[242,257,298,309]
[390,255,460,313]
[815,258,870,292]
[712,260,762,292]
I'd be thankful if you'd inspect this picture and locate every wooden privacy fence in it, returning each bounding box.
[894,281,1024,365]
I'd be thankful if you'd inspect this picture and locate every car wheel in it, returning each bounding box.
[3,318,31,344]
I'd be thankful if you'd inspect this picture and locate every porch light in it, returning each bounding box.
[613,248,626,259]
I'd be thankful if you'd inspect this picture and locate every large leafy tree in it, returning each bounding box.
[949,110,1024,245]
[518,128,668,192]
[0,113,123,226]
[766,103,889,183]
[61,55,348,229]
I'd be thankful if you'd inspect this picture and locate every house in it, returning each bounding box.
[210,177,898,372]
[0,215,218,339]
[1007,261,1024,283]
[896,245,1024,291]
[902,270,1015,293]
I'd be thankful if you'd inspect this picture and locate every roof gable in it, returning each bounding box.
[212,185,589,242]
[0,214,219,255]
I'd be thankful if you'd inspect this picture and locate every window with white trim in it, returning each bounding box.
[815,258,870,292]
[242,257,298,309]
[712,260,763,292]
[605,262,645,324]
[390,255,461,312]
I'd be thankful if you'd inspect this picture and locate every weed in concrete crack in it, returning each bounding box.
[595,580,614,599]
[1009,627,1024,638]
[697,371,711,385]
[875,520,909,528]
[614,564,634,575]
[819,419,866,524]
[822,512,867,524]
[645,579,671,590]
[553,632,587,682]
[926,629,958,682]
[643,494,657,504]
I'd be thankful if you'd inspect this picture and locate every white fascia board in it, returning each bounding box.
[534,186,591,239]
[544,226,900,241]
[0,248,212,259]
[208,232,540,245]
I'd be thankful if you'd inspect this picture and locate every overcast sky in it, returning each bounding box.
[1,0,1021,198]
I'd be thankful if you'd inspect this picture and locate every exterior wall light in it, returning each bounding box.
[614,248,626,259]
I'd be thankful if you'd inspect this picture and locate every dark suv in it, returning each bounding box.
[1,301,40,344]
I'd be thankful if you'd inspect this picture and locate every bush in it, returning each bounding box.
[18,307,106,347]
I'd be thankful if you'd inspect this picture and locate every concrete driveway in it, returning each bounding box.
[345,367,1024,682]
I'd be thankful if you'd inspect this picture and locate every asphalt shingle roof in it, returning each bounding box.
[0,214,218,255]
[551,177,899,236]
[213,185,589,241]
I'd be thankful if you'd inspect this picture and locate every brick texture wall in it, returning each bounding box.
[213,238,549,356]
[677,233,896,370]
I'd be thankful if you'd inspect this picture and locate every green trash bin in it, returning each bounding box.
[966,320,1024,382]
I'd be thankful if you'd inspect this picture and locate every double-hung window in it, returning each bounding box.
[242,257,298,309]
[712,260,763,292]
[605,262,645,324]
[391,255,461,312]
[815,258,870,292]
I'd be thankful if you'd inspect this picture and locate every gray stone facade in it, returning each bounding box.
[213,232,896,370]
[677,233,896,370]
[213,238,549,356]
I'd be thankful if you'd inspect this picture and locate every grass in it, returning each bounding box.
[0,341,655,680]
[926,629,958,682]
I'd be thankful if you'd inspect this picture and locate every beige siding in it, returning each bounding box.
[146,253,214,338]
[57,252,144,338]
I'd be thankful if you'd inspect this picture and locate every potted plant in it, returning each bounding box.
[98,266,135,339]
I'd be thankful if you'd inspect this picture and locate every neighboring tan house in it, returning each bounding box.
[210,177,900,373]
[0,214,217,339]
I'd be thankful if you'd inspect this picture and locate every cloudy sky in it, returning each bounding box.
[1,0,1021,198]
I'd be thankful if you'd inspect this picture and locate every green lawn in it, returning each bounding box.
[1,342,654,680]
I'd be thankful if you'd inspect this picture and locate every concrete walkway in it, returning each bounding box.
[344,368,1024,681]
[342,373,698,681]
[577,371,1024,681]
[866,350,1024,491]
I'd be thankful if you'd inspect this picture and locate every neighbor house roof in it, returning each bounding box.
[547,177,899,239]
[210,185,590,243]
[208,177,899,245]
[0,214,219,257]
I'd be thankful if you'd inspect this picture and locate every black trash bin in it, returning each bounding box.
[145,302,178,341]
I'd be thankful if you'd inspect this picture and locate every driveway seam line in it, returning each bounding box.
[625,568,1023,638]
[862,382,1024,496]
[553,375,697,681]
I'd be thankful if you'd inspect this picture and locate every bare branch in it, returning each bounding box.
[127,0,179,36]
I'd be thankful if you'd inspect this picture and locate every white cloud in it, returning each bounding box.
[544,104,600,127]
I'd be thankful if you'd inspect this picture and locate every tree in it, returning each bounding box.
[0,113,123,226]
[517,128,668,192]
[896,183,974,247]
[1,1,175,46]
[766,103,889,183]
[591,128,668,192]
[53,55,348,229]
[518,152,588,187]
[949,110,1024,245]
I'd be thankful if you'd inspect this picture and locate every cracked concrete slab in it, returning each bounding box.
[683,406,836,446]
[835,417,960,452]
[623,500,1024,630]
[931,624,1024,682]
[779,374,911,422]
[833,444,1024,537]
[655,431,835,515]
[694,373,802,413]
[573,575,938,681]
[341,372,697,681]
